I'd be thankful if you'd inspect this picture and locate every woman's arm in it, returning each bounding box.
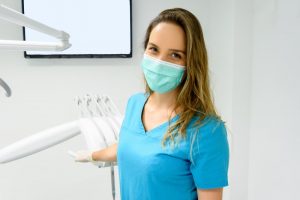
[91,143,118,162]
[197,188,223,200]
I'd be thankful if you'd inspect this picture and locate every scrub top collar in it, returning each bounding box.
[139,92,180,136]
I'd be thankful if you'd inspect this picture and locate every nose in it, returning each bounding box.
[156,53,168,62]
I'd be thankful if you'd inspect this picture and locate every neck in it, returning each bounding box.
[148,89,179,113]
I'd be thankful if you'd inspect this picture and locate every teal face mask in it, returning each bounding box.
[141,54,186,94]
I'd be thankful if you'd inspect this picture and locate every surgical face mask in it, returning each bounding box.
[141,54,186,94]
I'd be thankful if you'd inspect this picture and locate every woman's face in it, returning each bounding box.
[145,22,187,67]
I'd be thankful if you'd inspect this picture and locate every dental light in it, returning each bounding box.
[0,4,71,51]
[0,4,71,97]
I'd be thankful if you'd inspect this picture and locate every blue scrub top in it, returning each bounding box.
[117,92,229,200]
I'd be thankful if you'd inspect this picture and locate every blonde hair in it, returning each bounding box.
[143,8,223,147]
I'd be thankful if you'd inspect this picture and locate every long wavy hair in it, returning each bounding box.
[143,8,224,147]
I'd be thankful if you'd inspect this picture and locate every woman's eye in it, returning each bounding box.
[171,53,182,59]
[148,47,158,52]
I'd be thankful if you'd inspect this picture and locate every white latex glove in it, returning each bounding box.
[68,150,104,167]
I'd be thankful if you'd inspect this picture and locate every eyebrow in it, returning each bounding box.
[148,42,186,55]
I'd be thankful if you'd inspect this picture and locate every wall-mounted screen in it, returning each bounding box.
[22,0,132,58]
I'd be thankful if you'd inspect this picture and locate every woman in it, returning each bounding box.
[74,8,229,200]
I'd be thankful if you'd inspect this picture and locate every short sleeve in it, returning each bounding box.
[189,120,229,189]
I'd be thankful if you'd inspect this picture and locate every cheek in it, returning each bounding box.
[178,58,187,67]
[180,60,187,66]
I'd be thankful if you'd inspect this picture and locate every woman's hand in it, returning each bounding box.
[68,149,104,166]
[69,143,118,165]
[69,150,93,162]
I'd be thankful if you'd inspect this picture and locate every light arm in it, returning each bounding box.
[0,121,80,164]
[0,4,71,51]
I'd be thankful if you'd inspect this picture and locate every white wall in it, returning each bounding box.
[248,0,300,199]
[230,0,253,199]
[0,0,235,200]
[4,0,298,200]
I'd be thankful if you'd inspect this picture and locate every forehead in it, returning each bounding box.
[149,22,186,51]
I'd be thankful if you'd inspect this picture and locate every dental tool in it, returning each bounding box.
[0,78,11,97]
